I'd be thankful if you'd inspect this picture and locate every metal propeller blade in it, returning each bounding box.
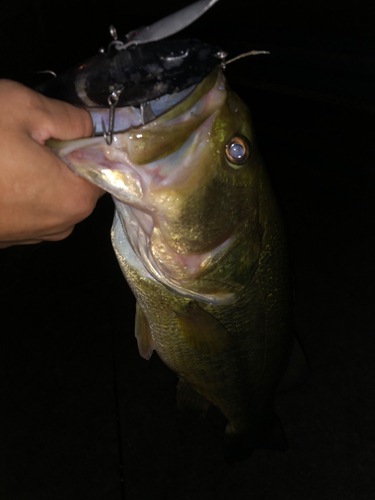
[123,0,219,47]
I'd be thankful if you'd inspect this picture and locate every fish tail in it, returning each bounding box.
[223,413,288,463]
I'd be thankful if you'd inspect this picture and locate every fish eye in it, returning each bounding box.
[225,136,251,168]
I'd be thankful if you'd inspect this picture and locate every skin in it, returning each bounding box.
[0,80,104,249]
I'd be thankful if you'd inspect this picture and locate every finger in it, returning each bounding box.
[0,81,93,144]
[30,97,94,144]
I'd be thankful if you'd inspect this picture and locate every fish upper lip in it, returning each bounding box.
[89,84,197,135]
[90,65,223,138]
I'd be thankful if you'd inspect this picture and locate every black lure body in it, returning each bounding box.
[37,39,223,108]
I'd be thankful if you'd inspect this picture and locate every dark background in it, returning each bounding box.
[1,0,374,498]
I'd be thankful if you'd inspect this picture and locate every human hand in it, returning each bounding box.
[0,80,105,249]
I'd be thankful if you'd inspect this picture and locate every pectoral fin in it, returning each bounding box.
[135,301,155,360]
[175,301,232,354]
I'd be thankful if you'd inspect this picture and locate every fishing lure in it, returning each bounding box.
[37,0,226,141]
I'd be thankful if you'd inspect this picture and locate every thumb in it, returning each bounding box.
[30,96,94,144]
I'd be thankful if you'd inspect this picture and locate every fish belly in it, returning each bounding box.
[111,209,293,460]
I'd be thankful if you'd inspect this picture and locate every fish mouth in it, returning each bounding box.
[49,68,226,202]
[50,69,237,304]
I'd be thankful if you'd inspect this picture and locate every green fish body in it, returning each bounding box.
[50,68,299,462]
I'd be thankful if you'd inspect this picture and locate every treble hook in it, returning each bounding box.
[102,91,120,145]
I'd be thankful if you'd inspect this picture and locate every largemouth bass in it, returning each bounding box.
[41,0,304,462]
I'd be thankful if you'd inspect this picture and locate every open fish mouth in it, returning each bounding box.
[49,69,240,304]
[49,68,226,199]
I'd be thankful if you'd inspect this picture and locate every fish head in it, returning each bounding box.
[49,68,264,304]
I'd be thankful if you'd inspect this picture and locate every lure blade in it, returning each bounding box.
[124,0,219,46]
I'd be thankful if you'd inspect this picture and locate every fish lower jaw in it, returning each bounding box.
[149,230,236,286]
[122,202,232,280]
[115,204,237,306]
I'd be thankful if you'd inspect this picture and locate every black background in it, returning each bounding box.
[1,0,374,498]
